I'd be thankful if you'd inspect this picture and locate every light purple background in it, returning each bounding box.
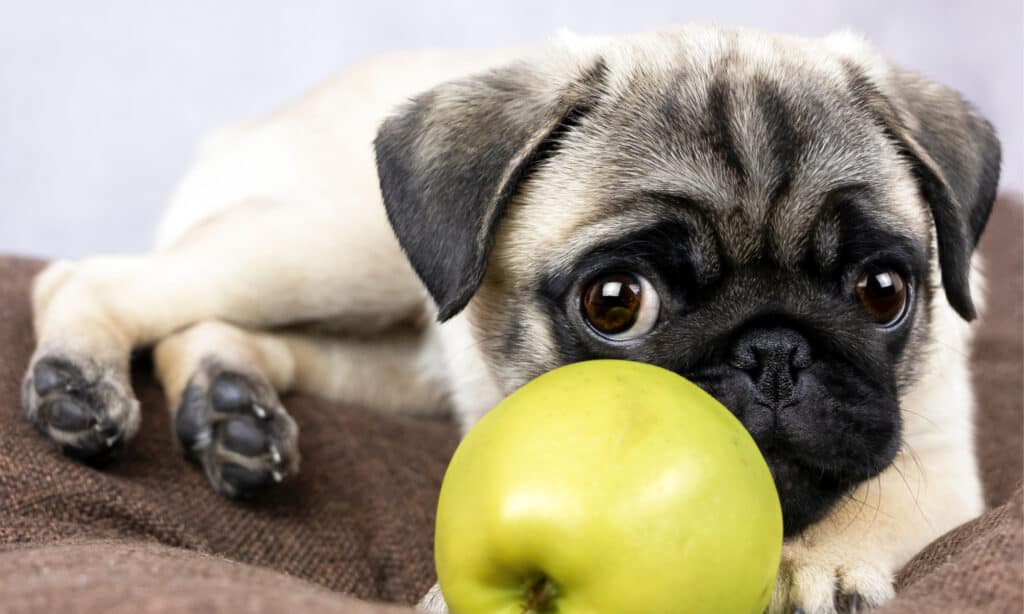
[2,1,1020,259]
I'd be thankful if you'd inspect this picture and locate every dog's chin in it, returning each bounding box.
[688,366,902,537]
[765,452,858,536]
[767,405,901,537]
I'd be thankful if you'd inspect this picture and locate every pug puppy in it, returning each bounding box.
[22,25,999,613]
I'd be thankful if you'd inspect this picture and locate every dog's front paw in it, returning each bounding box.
[417,583,448,614]
[176,363,299,498]
[769,543,895,614]
[22,354,139,462]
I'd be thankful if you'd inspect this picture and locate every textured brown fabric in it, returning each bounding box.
[883,488,1023,614]
[971,194,1024,508]
[0,195,1020,613]
[0,259,458,611]
[0,540,412,614]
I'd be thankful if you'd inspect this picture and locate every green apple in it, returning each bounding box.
[434,359,782,614]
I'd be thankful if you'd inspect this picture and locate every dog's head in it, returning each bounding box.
[374,26,1000,536]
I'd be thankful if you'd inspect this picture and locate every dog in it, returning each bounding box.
[21,25,999,613]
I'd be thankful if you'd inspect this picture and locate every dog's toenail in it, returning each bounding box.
[269,445,281,464]
[252,404,269,420]
[272,470,284,483]
[94,421,121,447]
[193,428,212,450]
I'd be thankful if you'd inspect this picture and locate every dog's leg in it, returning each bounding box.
[153,319,447,496]
[23,199,426,461]
[767,441,981,614]
[153,320,298,498]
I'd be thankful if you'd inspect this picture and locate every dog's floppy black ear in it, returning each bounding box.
[889,69,1001,322]
[375,57,606,321]
[846,61,1001,321]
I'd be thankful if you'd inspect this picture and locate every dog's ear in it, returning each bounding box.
[840,52,1001,321]
[887,68,1001,322]
[375,56,607,321]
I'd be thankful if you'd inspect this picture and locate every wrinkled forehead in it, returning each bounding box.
[498,34,930,276]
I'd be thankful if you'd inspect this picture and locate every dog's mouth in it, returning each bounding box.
[751,412,900,536]
[763,450,861,536]
[687,368,901,537]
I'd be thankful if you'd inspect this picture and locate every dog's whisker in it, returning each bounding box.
[900,407,941,431]
[930,337,973,360]
[895,442,936,533]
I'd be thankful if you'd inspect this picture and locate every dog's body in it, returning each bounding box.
[22,26,998,613]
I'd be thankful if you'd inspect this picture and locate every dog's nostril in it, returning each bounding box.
[790,345,806,368]
[731,328,811,371]
[729,350,759,372]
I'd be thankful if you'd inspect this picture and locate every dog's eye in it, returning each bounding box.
[856,268,908,326]
[580,272,660,340]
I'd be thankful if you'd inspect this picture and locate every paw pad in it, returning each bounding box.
[23,356,138,461]
[176,366,298,498]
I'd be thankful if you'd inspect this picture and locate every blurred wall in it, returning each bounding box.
[1,0,1020,258]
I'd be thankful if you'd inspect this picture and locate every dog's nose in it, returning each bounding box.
[730,328,812,404]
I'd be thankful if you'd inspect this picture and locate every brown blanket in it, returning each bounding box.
[0,196,1021,613]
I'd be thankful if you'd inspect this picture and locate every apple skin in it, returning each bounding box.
[434,359,782,614]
